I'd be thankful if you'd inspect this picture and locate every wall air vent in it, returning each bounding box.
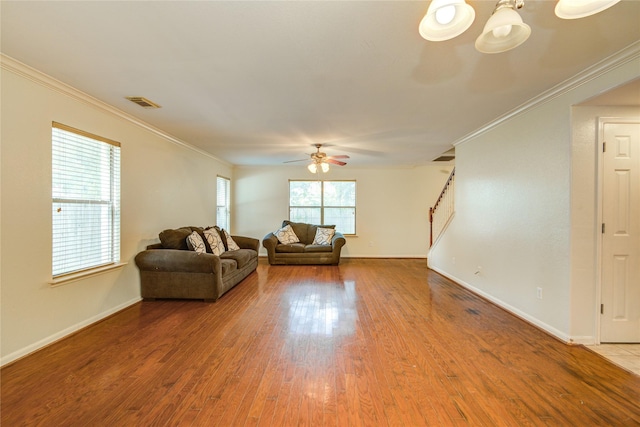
[125,96,161,109]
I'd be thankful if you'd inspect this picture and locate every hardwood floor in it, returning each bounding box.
[2,259,639,426]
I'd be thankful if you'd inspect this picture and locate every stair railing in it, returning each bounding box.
[429,168,455,248]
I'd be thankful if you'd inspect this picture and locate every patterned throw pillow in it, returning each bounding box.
[312,227,336,245]
[204,228,226,255]
[211,226,228,251]
[222,229,240,251]
[186,231,207,254]
[274,224,300,244]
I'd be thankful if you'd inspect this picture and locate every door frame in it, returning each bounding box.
[595,116,640,344]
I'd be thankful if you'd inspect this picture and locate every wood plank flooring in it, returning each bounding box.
[2,259,639,426]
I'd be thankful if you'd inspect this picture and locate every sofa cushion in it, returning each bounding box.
[159,227,192,250]
[274,224,300,244]
[186,231,207,254]
[219,258,237,276]
[282,221,309,243]
[305,244,333,253]
[220,248,256,268]
[204,228,226,256]
[312,227,335,245]
[275,243,306,253]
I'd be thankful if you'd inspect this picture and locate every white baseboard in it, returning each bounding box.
[1,297,142,367]
[428,266,579,344]
[259,255,428,260]
[343,255,428,259]
[567,336,597,346]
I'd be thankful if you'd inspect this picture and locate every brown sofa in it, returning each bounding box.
[262,220,346,265]
[135,226,259,302]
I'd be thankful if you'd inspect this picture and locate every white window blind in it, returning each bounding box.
[289,180,356,234]
[217,176,230,230]
[52,122,121,277]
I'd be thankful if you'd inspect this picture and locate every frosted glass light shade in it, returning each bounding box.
[555,0,620,19]
[308,162,330,173]
[419,0,475,41]
[475,7,531,53]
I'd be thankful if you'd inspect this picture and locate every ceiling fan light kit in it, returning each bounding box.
[555,0,621,19]
[285,144,349,174]
[308,162,331,174]
[419,0,620,53]
[418,0,476,41]
[475,0,531,54]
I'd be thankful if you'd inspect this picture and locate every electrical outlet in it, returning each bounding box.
[537,287,543,299]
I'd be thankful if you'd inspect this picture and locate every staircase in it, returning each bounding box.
[429,168,455,248]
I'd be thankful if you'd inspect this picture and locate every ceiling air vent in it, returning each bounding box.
[433,147,455,162]
[433,155,455,162]
[125,96,161,109]
[431,147,456,162]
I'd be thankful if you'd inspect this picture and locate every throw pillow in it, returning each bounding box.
[204,227,226,255]
[274,224,300,244]
[159,227,192,250]
[188,226,213,253]
[222,229,240,251]
[213,226,229,251]
[186,231,207,254]
[312,227,335,245]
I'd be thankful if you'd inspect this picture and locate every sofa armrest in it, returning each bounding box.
[262,233,278,262]
[232,235,260,252]
[330,232,346,264]
[332,231,346,249]
[135,249,221,274]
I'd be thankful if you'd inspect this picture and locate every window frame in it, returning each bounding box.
[288,179,356,235]
[216,175,231,231]
[51,122,122,284]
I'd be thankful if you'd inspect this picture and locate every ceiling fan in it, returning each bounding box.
[284,144,349,173]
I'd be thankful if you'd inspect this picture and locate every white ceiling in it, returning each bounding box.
[2,1,639,167]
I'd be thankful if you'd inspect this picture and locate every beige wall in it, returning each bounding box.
[1,58,232,365]
[429,50,640,343]
[233,165,453,258]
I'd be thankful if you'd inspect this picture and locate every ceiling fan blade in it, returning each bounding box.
[283,158,309,163]
[327,154,350,159]
[325,159,347,166]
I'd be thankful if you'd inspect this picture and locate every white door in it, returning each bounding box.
[600,121,640,343]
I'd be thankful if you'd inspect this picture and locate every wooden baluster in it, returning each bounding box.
[429,168,455,248]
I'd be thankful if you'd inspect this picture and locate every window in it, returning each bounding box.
[289,180,356,234]
[52,122,121,277]
[217,176,230,230]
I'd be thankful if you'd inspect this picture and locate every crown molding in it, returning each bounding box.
[453,41,640,147]
[0,54,230,165]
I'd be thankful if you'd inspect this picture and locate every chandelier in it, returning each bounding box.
[419,0,621,54]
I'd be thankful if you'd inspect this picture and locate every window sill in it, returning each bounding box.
[49,262,128,287]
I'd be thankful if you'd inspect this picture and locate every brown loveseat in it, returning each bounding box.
[262,220,346,265]
[135,226,259,302]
